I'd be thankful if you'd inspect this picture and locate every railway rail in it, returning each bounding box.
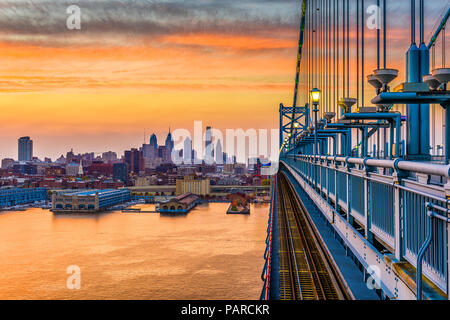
[277,171,350,300]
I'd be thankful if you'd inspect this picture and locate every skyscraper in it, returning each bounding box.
[216,139,223,164]
[150,134,158,149]
[205,126,214,164]
[165,129,174,151]
[113,163,128,184]
[124,148,144,174]
[18,136,33,162]
[205,126,212,150]
[184,137,193,164]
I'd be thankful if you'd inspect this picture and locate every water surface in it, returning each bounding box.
[0,203,268,300]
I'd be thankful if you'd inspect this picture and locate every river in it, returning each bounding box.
[0,202,269,300]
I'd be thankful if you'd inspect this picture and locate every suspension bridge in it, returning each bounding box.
[261,0,450,300]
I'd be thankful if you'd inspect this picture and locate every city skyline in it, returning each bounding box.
[4,128,206,161]
[7,128,233,164]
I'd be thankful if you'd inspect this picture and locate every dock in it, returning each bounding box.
[226,203,250,214]
[122,208,157,213]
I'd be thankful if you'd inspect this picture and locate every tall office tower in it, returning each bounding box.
[18,136,33,161]
[165,129,174,151]
[205,126,214,164]
[150,133,158,149]
[216,139,223,164]
[113,163,128,184]
[184,137,193,164]
[124,148,144,174]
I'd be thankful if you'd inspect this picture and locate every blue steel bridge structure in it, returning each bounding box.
[261,0,450,300]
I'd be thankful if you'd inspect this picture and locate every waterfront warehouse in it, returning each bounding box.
[51,189,131,213]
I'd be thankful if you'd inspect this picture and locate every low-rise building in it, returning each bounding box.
[0,187,47,207]
[158,193,200,213]
[66,162,83,176]
[175,176,210,196]
[51,189,131,213]
[1,158,15,169]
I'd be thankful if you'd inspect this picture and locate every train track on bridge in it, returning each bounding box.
[277,172,350,300]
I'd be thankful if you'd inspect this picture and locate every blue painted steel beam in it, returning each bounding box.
[342,112,402,158]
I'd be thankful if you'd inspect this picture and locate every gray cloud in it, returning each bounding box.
[0,0,447,50]
[0,0,300,47]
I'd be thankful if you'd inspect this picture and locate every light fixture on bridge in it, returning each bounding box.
[367,74,383,92]
[431,68,450,87]
[310,88,321,105]
[373,68,398,92]
[323,112,336,123]
[423,74,441,91]
[376,104,392,112]
[293,122,300,129]
[338,97,357,114]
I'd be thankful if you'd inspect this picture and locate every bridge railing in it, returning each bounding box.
[260,177,276,300]
[283,155,450,294]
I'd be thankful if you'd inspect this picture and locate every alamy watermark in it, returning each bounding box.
[170,121,280,176]
[367,5,382,30]
[66,265,81,290]
[66,4,81,30]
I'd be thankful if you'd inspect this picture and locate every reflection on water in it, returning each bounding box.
[0,202,268,300]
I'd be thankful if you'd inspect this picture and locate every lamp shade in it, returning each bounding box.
[310,88,321,104]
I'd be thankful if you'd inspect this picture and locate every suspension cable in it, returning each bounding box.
[290,0,308,139]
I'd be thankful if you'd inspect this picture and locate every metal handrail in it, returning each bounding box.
[283,158,450,294]
[417,202,450,300]
[261,177,276,300]
[289,154,450,178]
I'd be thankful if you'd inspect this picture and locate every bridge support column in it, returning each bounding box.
[405,42,430,160]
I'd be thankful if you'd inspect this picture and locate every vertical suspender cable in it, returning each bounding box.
[357,0,360,107]
[377,0,381,69]
[327,0,330,113]
[361,0,365,107]
[442,23,446,156]
[443,27,446,67]
[343,0,346,98]
[325,0,330,111]
[319,1,322,104]
[308,0,311,104]
[333,0,336,116]
[320,0,323,112]
[336,0,339,115]
[411,0,415,45]
[329,0,332,113]
[420,0,424,44]
[432,44,436,154]
[347,0,350,97]
[383,0,387,69]
[314,0,317,88]
[307,0,309,101]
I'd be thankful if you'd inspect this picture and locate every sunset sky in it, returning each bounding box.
[0,0,448,159]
